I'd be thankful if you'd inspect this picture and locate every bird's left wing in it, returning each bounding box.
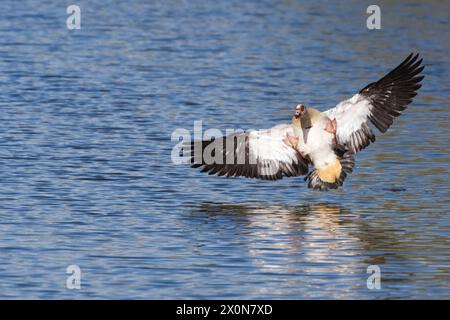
[184,124,309,180]
[324,53,424,153]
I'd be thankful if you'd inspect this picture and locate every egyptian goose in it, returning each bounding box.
[185,53,424,190]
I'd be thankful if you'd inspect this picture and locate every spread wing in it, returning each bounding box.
[184,124,309,180]
[324,53,424,153]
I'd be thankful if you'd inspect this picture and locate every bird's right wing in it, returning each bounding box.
[325,53,424,153]
[184,124,309,180]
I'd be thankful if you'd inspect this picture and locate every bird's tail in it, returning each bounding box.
[305,145,354,190]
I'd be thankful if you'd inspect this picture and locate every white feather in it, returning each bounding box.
[324,93,373,144]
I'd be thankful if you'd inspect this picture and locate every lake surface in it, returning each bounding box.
[0,0,449,299]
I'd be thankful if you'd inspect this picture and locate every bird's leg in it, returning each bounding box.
[325,118,337,144]
[283,133,299,149]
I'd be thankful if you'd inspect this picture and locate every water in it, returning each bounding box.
[0,0,449,299]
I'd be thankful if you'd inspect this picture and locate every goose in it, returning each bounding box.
[185,53,424,190]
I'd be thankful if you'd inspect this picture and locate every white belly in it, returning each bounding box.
[295,117,337,170]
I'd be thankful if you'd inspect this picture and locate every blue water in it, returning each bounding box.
[0,0,449,299]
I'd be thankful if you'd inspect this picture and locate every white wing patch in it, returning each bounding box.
[249,124,296,163]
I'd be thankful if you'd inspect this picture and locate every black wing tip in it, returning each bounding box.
[393,52,425,83]
[401,52,422,67]
[405,52,425,75]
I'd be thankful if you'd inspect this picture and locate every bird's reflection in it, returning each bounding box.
[192,202,359,239]
[184,202,436,298]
